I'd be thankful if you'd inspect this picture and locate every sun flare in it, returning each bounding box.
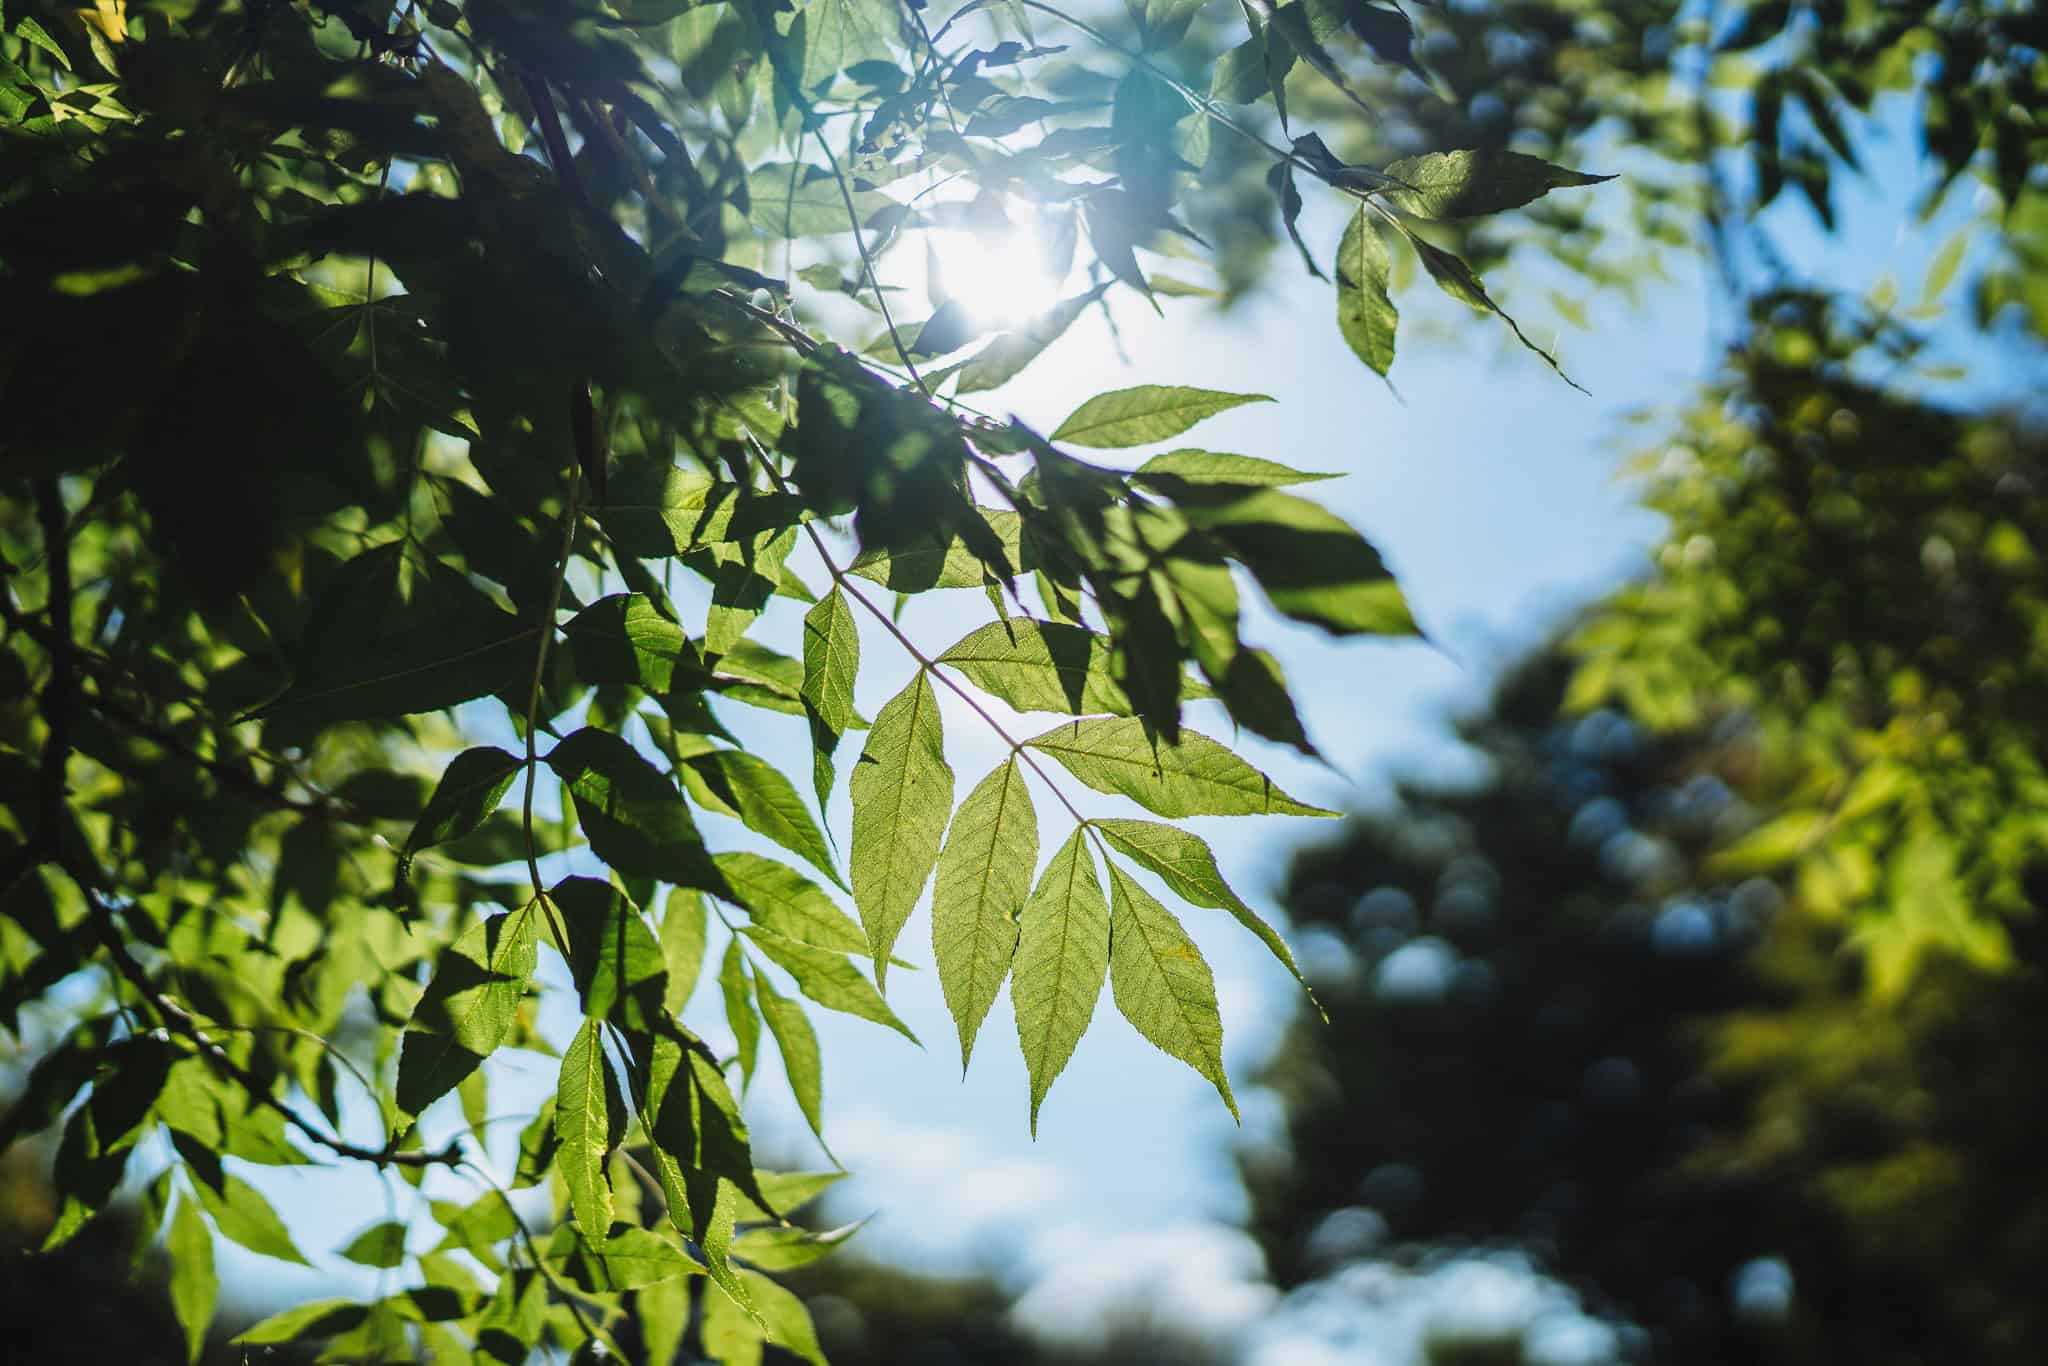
[924,211,1066,330]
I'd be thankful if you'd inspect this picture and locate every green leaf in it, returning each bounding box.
[1106,864,1236,1118]
[555,876,669,1030]
[739,927,918,1042]
[732,1219,862,1271]
[720,938,762,1088]
[849,671,952,987]
[1181,489,1417,637]
[639,1272,690,1366]
[1050,385,1274,448]
[847,510,1025,591]
[1336,206,1398,378]
[1921,225,1969,305]
[233,1300,370,1346]
[1011,828,1111,1135]
[478,1269,547,1365]
[401,746,522,872]
[931,758,1037,1070]
[556,1018,615,1234]
[681,749,841,888]
[396,902,539,1118]
[704,1269,828,1366]
[546,727,724,893]
[599,468,806,558]
[747,161,891,236]
[1379,148,1614,220]
[339,1219,411,1269]
[1025,718,1337,818]
[729,1170,846,1223]
[561,593,695,695]
[1132,450,1340,490]
[715,852,869,954]
[167,1196,216,1364]
[937,619,1132,716]
[254,564,535,727]
[1093,819,1315,1003]
[192,1173,311,1265]
[755,970,825,1141]
[549,1225,701,1292]
[801,587,860,811]
[1401,228,1586,391]
[956,285,1111,394]
[662,888,710,1015]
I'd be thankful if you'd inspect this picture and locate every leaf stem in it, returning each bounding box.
[754,451,1096,831]
[523,462,583,956]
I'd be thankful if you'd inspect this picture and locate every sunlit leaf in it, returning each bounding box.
[397,903,539,1118]
[1011,828,1110,1134]
[1379,148,1614,220]
[1050,385,1274,448]
[1026,717,1337,818]
[754,970,825,1140]
[555,1018,615,1234]
[937,619,1131,716]
[168,1196,216,1363]
[1106,864,1236,1118]
[932,758,1037,1070]
[849,671,952,986]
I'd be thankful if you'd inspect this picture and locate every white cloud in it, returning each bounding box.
[1011,1222,1278,1354]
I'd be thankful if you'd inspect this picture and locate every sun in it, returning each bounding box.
[924,206,1067,331]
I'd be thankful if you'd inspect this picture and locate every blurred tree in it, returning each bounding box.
[1254,640,2048,1364]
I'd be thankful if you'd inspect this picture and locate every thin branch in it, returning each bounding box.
[522,463,583,956]
[752,447,1095,831]
[74,876,463,1169]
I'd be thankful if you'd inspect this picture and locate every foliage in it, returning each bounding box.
[0,0,1618,1359]
[1256,646,2048,1366]
[1571,291,2048,994]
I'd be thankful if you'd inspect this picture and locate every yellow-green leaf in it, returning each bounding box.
[1011,828,1110,1135]
[849,671,952,986]
[1106,865,1236,1119]
[1026,718,1337,818]
[932,758,1037,1070]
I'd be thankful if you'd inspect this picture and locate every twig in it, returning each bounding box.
[521,462,583,956]
[751,448,1095,830]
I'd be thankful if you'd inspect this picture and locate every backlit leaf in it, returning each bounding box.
[192,1173,310,1265]
[1050,385,1274,448]
[339,1220,410,1270]
[662,888,710,1014]
[755,970,825,1140]
[1181,489,1417,637]
[1094,819,1315,1002]
[1106,864,1236,1118]
[555,1018,614,1234]
[849,671,952,986]
[720,939,761,1088]
[937,619,1131,716]
[715,852,869,954]
[739,927,918,1041]
[932,758,1037,1070]
[682,748,841,887]
[168,1196,216,1363]
[401,746,521,872]
[1336,206,1398,378]
[1026,718,1337,818]
[1011,828,1110,1134]
[1132,450,1340,490]
[1379,148,1614,220]
[397,902,539,1118]
[546,727,725,893]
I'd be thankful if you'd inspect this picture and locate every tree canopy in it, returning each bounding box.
[5,0,2045,1361]
[0,0,1636,1358]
